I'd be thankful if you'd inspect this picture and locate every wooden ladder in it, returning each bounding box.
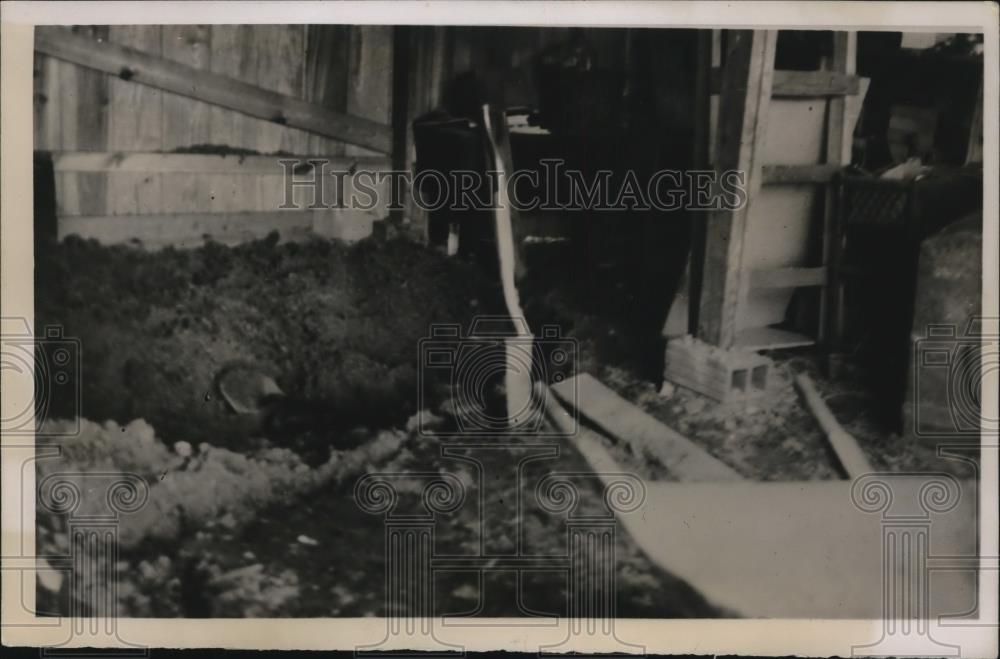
[694,30,859,351]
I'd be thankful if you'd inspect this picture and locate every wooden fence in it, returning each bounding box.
[34,25,394,247]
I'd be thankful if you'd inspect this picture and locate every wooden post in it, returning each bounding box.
[819,32,857,348]
[965,78,983,164]
[390,26,411,224]
[404,27,450,237]
[697,30,777,348]
[683,29,716,336]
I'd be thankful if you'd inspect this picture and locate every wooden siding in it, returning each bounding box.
[34,25,393,245]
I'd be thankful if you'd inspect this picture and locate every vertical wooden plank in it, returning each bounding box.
[697,30,777,348]
[161,25,213,213]
[253,25,309,211]
[683,29,716,336]
[345,26,393,157]
[55,54,81,217]
[390,25,410,224]
[254,25,307,155]
[707,29,723,165]
[451,27,473,73]
[107,25,163,215]
[33,50,56,151]
[405,26,450,237]
[826,32,856,166]
[250,25,281,156]
[819,31,856,347]
[208,25,257,212]
[52,27,109,216]
[964,78,983,164]
[33,40,68,215]
[304,24,350,157]
[69,27,110,216]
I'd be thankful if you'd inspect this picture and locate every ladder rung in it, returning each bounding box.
[711,68,861,97]
[734,327,817,351]
[749,266,827,289]
[762,164,840,184]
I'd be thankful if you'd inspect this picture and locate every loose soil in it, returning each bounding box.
[34,233,719,618]
[35,229,972,619]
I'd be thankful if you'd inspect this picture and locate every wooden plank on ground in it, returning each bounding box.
[794,373,873,479]
[550,373,742,481]
[614,477,976,618]
[698,30,777,348]
[35,26,392,154]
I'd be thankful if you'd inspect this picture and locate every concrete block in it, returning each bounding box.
[664,334,772,403]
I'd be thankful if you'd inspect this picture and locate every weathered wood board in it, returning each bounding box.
[33,25,394,247]
[546,382,975,619]
[617,477,976,618]
[58,209,382,249]
[550,373,742,481]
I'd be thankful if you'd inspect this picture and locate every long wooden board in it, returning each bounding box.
[760,163,839,184]
[550,374,742,481]
[616,477,976,618]
[698,30,778,348]
[710,67,860,97]
[542,389,976,621]
[35,27,392,154]
[794,373,874,479]
[53,152,389,175]
[58,209,379,248]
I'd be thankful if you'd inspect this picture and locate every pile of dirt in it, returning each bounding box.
[35,233,502,452]
[34,233,726,619]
